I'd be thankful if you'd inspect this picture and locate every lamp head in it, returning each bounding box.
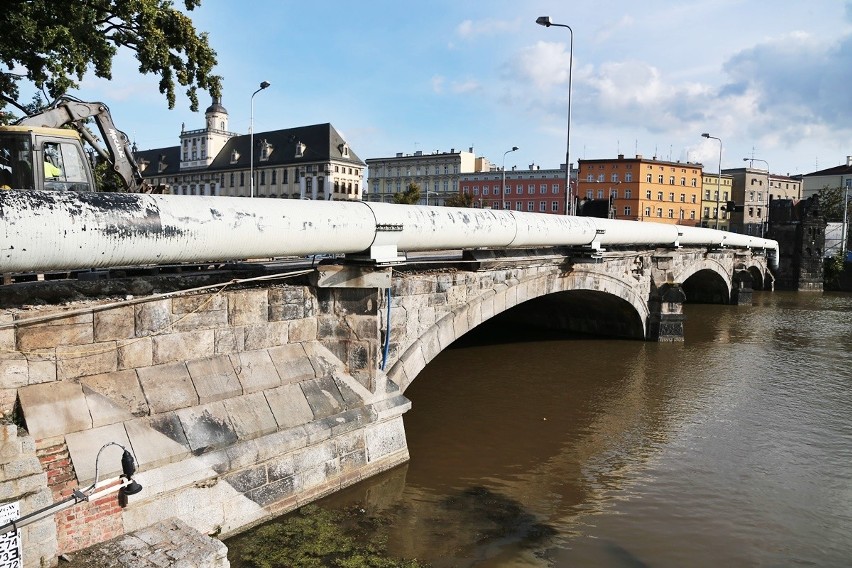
[260,81,271,90]
[512,146,519,151]
[119,449,143,496]
[536,16,552,27]
[701,133,710,138]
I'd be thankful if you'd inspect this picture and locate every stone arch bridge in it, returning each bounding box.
[0,244,771,566]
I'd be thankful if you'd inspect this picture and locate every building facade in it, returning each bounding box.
[459,164,570,213]
[135,99,365,200]
[577,155,702,226]
[700,172,733,230]
[366,148,489,205]
[801,156,852,198]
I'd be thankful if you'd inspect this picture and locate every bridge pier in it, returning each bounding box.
[647,283,686,342]
[731,270,754,305]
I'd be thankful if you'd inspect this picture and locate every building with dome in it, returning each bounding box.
[134,98,365,200]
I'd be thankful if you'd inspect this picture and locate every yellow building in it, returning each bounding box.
[577,155,702,225]
[700,172,733,230]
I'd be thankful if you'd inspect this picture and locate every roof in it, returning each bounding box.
[207,123,364,172]
[802,162,852,177]
[133,123,364,178]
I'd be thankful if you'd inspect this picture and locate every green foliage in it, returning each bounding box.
[816,185,847,222]
[232,504,427,568]
[444,192,473,208]
[0,0,221,113]
[823,252,846,290]
[392,182,421,205]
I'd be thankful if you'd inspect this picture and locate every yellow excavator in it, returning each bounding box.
[0,95,165,193]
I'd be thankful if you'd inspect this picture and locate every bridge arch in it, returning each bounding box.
[674,258,732,304]
[387,266,648,393]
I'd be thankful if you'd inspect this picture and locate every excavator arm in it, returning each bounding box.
[16,96,161,193]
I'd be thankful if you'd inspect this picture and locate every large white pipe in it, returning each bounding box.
[0,190,778,273]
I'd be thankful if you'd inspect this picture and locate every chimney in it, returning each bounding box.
[847,155,852,167]
[618,154,625,160]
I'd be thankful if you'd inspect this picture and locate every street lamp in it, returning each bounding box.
[501,146,518,210]
[743,157,769,236]
[250,80,271,198]
[701,133,723,229]
[536,16,574,216]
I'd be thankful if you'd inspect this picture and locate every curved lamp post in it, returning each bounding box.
[501,146,518,210]
[536,16,574,215]
[250,81,271,198]
[701,133,722,229]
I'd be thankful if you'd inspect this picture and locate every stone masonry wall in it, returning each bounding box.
[0,282,410,566]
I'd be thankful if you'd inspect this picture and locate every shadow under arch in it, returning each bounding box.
[677,258,732,304]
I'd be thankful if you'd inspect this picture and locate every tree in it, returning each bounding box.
[392,182,421,205]
[0,0,221,115]
[817,185,848,222]
[444,192,473,208]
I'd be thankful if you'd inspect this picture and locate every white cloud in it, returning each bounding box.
[455,18,518,40]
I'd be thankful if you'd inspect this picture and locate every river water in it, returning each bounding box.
[231,291,852,567]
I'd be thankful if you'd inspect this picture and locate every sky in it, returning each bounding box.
[32,0,852,178]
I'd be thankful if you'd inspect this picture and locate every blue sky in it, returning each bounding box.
[45,0,852,178]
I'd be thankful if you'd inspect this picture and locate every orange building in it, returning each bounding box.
[577,154,703,226]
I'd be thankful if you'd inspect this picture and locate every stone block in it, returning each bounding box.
[0,355,28,389]
[222,392,278,440]
[26,353,56,385]
[136,362,198,414]
[176,401,238,454]
[300,377,345,420]
[230,350,281,393]
[0,389,17,421]
[152,329,215,365]
[135,299,172,336]
[0,456,42,481]
[117,336,153,370]
[65,422,131,484]
[317,316,352,340]
[288,317,317,342]
[228,290,269,326]
[15,312,93,351]
[56,341,118,380]
[18,381,91,439]
[172,293,227,314]
[214,326,245,355]
[401,344,426,385]
[252,427,309,464]
[267,454,295,482]
[125,414,190,470]
[93,306,135,341]
[247,475,297,507]
[268,303,305,322]
[187,355,242,404]
[365,416,408,462]
[171,309,228,332]
[224,465,267,493]
[267,344,315,385]
[0,313,14,353]
[264,384,314,430]
[81,369,149,418]
[303,342,345,378]
[243,321,289,351]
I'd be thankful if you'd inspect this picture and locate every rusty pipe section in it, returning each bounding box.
[0,190,778,273]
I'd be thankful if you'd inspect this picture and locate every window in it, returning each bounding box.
[657,191,663,200]
[679,209,685,219]
[624,206,631,216]
[723,191,729,200]
[552,201,559,212]
[610,189,618,198]
[646,173,652,183]
[473,186,479,195]
[230,173,235,187]
[625,189,632,199]
[679,194,685,202]
[668,209,674,218]
[272,170,277,184]
[260,171,266,185]
[691,195,697,203]
[540,184,547,194]
[506,186,512,195]
[587,174,595,182]
[283,169,289,184]
[597,174,605,182]
[539,201,546,212]
[587,190,594,199]
[680,177,686,186]
[527,202,534,211]
[705,190,711,200]
[704,207,710,218]
[690,211,695,220]
[239,172,245,186]
[691,178,697,187]
[597,189,604,199]
[658,175,664,184]
[552,184,559,194]
[645,206,651,217]
[516,201,522,211]
[483,188,489,196]
[669,176,675,185]
[611,173,619,183]
[646,190,652,199]
[528,185,535,195]
[625,172,632,182]
[656,208,663,217]
[669,192,675,201]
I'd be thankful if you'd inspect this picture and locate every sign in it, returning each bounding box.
[0,502,22,568]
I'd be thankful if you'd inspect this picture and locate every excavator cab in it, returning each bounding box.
[0,127,94,192]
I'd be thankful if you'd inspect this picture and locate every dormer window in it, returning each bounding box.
[230,149,240,164]
[340,143,349,158]
[295,142,306,158]
[260,140,273,161]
